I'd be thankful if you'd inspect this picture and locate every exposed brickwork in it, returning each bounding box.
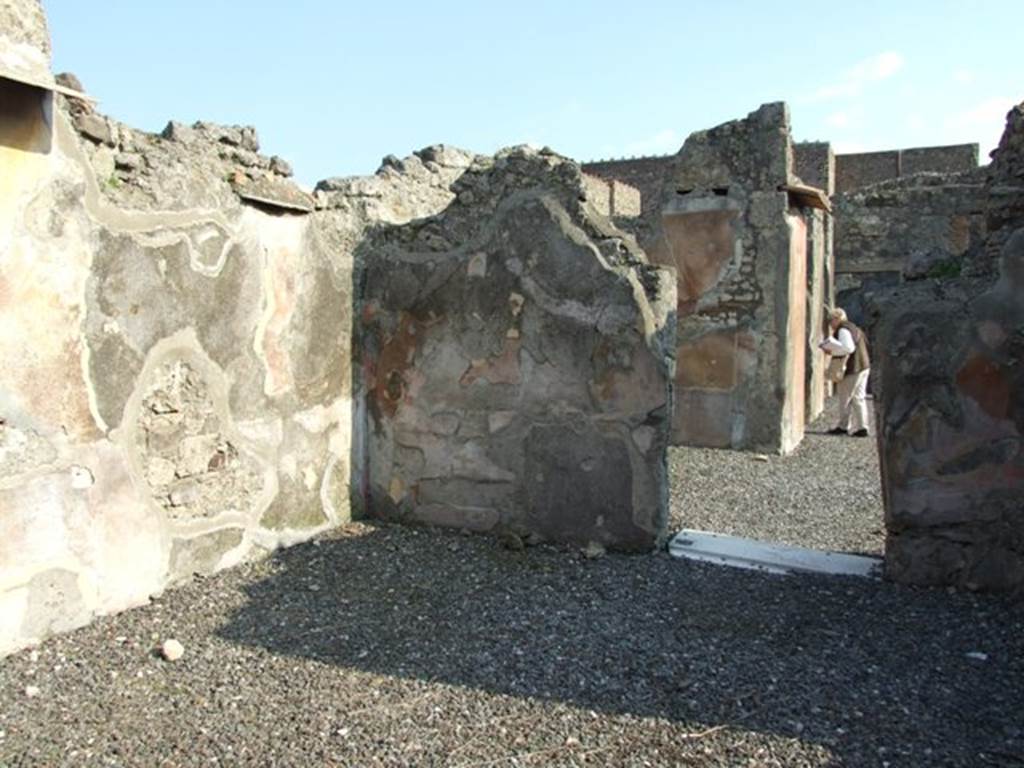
[582,155,671,219]
[582,173,641,218]
[835,144,979,193]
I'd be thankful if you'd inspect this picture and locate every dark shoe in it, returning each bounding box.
[827,427,847,435]
[851,429,869,437]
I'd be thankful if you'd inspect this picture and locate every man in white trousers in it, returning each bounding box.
[820,308,872,437]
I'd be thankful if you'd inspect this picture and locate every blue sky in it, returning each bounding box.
[45,0,1021,187]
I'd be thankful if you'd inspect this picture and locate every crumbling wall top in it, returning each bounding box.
[989,100,1024,185]
[0,0,51,75]
[63,92,311,213]
[369,146,658,287]
[315,143,482,225]
[669,102,793,193]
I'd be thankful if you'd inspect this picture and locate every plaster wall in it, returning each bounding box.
[645,103,814,453]
[869,102,1024,590]
[357,150,677,550]
[0,98,354,656]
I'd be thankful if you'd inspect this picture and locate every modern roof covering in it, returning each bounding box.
[781,182,832,213]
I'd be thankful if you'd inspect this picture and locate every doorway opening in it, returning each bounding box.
[666,393,885,575]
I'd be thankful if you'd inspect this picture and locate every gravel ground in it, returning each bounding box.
[670,396,885,556]
[2,516,1023,767]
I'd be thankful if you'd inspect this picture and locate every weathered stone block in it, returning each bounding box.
[73,113,113,146]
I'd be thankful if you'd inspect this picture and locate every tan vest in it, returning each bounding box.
[838,321,870,376]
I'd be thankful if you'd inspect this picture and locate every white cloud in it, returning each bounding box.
[831,140,868,155]
[953,69,974,85]
[905,114,926,132]
[825,111,850,128]
[943,96,1015,155]
[856,51,904,80]
[945,97,1013,130]
[810,51,905,102]
[620,128,681,157]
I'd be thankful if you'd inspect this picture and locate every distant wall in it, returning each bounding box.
[581,173,641,218]
[835,144,978,193]
[582,155,671,219]
[832,171,988,329]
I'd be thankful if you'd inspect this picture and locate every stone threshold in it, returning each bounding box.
[668,529,882,578]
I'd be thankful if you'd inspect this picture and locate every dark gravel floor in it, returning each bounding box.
[2,517,1023,767]
[670,396,885,556]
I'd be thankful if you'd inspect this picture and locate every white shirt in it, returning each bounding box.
[821,327,855,356]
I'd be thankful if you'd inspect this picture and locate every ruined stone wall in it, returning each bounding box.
[0,68,365,653]
[835,144,979,193]
[642,103,812,453]
[870,102,1024,591]
[2,0,682,651]
[833,170,988,327]
[0,46,488,653]
[872,234,1024,590]
[357,148,677,550]
[981,102,1024,274]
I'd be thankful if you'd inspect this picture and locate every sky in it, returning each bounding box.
[44,0,1022,188]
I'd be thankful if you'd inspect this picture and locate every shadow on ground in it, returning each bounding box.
[217,523,1024,765]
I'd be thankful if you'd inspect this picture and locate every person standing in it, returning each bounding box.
[820,308,871,437]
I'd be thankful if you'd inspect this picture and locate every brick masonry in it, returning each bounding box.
[835,144,979,193]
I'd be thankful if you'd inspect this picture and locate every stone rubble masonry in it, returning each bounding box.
[835,143,979,193]
[794,142,835,196]
[642,103,814,454]
[356,146,677,551]
[831,140,985,327]
[983,101,1024,272]
[869,102,1024,591]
